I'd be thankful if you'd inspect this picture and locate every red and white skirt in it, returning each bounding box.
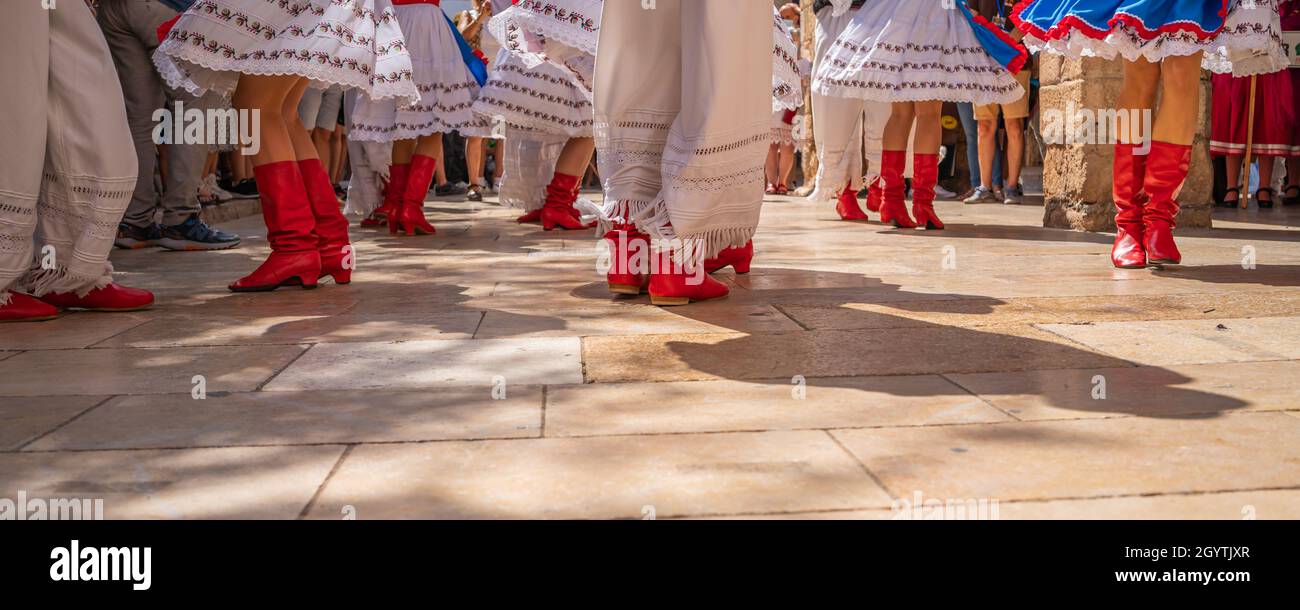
[1210,70,1297,158]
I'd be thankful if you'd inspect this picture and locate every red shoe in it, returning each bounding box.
[910,153,944,230]
[362,163,408,227]
[1143,141,1190,266]
[1111,143,1148,269]
[878,150,916,228]
[775,184,789,195]
[300,158,354,284]
[605,224,650,294]
[390,154,438,236]
[0,292,59,322]
[704,241,754,274]
[517,209,543,224]
[540,173,595,231]
[648,251,730,307]
[230,161,322,292]
[39,283,154,312]
[865,176,883,213]
[835,184,869,221]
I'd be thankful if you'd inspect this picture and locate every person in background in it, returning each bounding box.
[965,0,1030,206]
[297,86,346,200]
[457,0,499,202]
[98,0,241,251]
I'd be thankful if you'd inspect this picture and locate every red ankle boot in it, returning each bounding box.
[865,176,883,213]
[1111,143,1148,269]
[648,250,730,307]
[878,150,917,228]
[390,154,438,236]
[1,292,59,322]
[540,173,594,231]
[836,184,869,221]
[910,153,944,230]
[704,241,754,274]
[517,209,543,224]
[363,163,408,228]
[301,158,354,284]
[230,161,322,292]
[605,224,651,294]
[1142,141,1190,265]
[39,283,155,312]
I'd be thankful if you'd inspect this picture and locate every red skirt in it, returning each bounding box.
[1210,70,1297,158]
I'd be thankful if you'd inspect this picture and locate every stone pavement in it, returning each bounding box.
[2,194,1298,519]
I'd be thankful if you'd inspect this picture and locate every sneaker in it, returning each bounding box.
[158,215,242,251]
[202,175,235,203]
[1003,185,1025,205]
[962,186,999,205]
[114,222,162,249]
[935,184,957,200]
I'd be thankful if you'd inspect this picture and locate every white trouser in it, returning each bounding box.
[595,0,771,263]
[0,0,136,299]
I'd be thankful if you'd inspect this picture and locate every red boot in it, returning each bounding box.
[540,173,595,231]
[1142,141,1190,265]
[301,158,354,284]
[910,153,944,230]
[517,209,543,224]
[865,176,883,213]
[605,224,650,294]
[39,283,154,312]
[836,184,869,221]
[1111,143,1148,269]
[704,241,754,274]
[229,161,322,292]
[648,251,730,307]
[362,163,408,228]
[1,292,59,322]
[391,154,438,236]
[878,150,917,228]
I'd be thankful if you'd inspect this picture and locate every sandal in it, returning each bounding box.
[1283,185,1300,206]
[1219,187,1240,208]
[1256,187,1275,209]
[765,183,777,195]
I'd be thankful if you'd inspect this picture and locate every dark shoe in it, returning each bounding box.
[467,187,484,202]
[227,179,260,199]
[114,222,162,250]
[159,215,242,251]
[1283,185,1300,206]
[1256,188,1275,209]
[1218,187,1241,208]
[435,182,467,196]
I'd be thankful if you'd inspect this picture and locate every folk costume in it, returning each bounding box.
[0,0,155,322]
[351,0,487,235]
[157,0,421,289]
[1013,0,1288,266]
[813,0,1027,230]
[595,0,779,306]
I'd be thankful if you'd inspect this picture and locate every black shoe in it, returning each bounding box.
[1256,187,1275,209]
[467,187,483,202]
[435,182,467,196]
[227,179,260,199]
[158,215,242,251]
[114,222,162,249]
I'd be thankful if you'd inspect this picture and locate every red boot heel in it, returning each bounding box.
[704,241,754,274]
[605,225,650,295]
[390,154,438,236]
[229,161,322,293]
[836,185,869,221]
[1111,143,1148,269]
[1142,141,1191,266]
[910,153,944,230]
[648,251,730,307]
[540,173,595,231]
[229,251,322,292]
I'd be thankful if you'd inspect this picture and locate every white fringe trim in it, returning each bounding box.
[17,262,113,298]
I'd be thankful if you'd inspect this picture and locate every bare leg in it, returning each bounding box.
[977,119,996,189]
[1225,155,1243,204]
[765,143,779,187]
[282,78,318,163]
[883,102,917,151]
[555,137,595,177]
[231,74,304,166]
[913,101,943,155]
[1005,117,1024,189]
[466,136,484,194]
[778,143,795,187]
[1152,53,1203,146]
[1117,58,1160,145]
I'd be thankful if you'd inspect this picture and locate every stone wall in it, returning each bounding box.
[1038,54,1214,231]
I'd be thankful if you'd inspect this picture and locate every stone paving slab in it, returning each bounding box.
[546,376,1011,437]
[0,345,306,397]
[25,388,541,451]
[264,338,582,391]
[584,325,1129,383]
[946,361,1300,421]
[832,413,1300,502]
[0,445,344,519]
[475,304,801,338]
[307,431,893,519]
[97,311,484,347]
[1038,316,1300,366]
[0,313,151,350]
[0,396,106,451]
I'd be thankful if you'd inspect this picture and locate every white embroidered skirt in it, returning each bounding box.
[155,0,419,105]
